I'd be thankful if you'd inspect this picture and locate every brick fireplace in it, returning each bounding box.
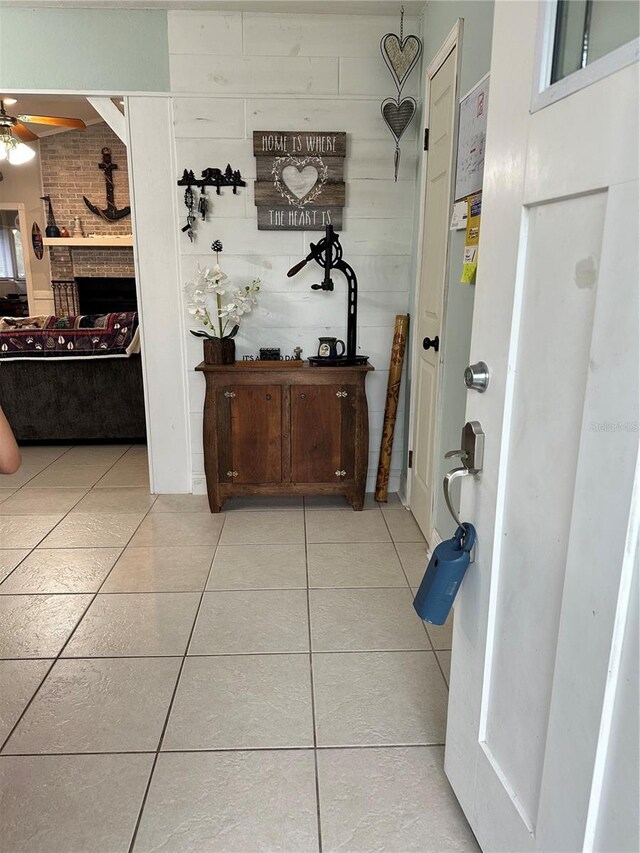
[39,121,135,313]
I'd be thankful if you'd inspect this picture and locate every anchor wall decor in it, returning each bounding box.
[83,147,131,222]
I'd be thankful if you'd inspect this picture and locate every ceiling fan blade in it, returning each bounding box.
[12,122,39,143]
[17,114,86,129]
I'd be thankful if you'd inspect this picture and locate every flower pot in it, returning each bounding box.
[203,337,235,365]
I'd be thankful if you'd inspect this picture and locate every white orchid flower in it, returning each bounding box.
[218,302,241,323]
[196,263,228,296]
[185,269,260,338]
[212,263,228,282]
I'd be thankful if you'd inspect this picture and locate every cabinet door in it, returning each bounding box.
[291,384,354,483]
[227,385,282,484]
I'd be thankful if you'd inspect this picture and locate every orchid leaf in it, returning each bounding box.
[228,324,240,338]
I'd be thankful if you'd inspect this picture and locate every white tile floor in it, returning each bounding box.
[0,444,478,853]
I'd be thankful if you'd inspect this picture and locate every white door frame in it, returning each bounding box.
[125,95,191,495]
[0,88,192,494]
[0,202,34,312]
[407,19,463,546]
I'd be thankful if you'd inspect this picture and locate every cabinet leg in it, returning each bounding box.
[207,487,224,513]
[349,490,365,511]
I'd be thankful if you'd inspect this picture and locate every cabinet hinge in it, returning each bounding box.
[408,450,413,469]
[423,128,429,151]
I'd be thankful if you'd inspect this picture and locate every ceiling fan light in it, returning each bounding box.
[0,134,11,160]
[8,142,35,165]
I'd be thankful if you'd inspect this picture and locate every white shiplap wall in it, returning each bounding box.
[168,11,420,493]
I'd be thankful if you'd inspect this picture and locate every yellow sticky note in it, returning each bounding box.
[461,261,477,284]
[461,193,481,284]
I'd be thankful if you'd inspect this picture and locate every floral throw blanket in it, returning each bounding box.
[0,312,140,359]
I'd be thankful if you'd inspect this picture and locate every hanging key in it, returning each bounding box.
[198,186,208,221]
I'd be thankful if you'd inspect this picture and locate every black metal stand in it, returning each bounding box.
[287,225,368,367]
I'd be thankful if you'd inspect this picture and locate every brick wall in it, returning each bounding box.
[49,248,135,280]
[40,121,134,281]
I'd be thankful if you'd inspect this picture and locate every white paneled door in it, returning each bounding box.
[446,2,639,851]
[410,27,460,541]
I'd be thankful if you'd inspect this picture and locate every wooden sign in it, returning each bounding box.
[253,131,346,231]
[31,222,44,260]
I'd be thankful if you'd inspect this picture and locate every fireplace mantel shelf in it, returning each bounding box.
[43,236,133,247]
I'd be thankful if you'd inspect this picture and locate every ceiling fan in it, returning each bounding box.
[0,100,86,165]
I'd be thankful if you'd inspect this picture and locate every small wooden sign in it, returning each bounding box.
[32,222,44,260]
[253,131,346,231]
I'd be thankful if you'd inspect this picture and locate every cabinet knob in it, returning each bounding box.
[336,390,348,398]
[266,394,272,401]
[335,469,346,477]
[226,471,238,478]
[300,393,306,399]
[224,391,236,398]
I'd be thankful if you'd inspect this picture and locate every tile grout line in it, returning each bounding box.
[126,520,224,853]
[0,648,443,661]
[0,583,416,596]
[2,743,448,759]
[0,473,155,755]
[432,647,450,689]
[303,496,323,853]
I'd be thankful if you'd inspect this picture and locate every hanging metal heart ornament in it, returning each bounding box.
[380,6,423,181]
[381,97,417,182]
[381,97,417,143]
[380,33,422,93]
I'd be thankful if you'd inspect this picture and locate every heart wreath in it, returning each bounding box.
[272,156,329,208]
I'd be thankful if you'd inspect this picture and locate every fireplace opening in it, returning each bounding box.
[75,277,138,314]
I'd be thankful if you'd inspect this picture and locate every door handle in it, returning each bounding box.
[423,335,439,352]
[443,420,484,530]
[443,468,469,529]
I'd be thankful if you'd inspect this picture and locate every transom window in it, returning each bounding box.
[551,0,639,83]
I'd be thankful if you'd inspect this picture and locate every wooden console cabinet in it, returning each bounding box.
[196,361,374,511]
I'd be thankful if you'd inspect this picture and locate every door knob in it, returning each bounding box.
[464,361,489,392]
[423,336,439,352]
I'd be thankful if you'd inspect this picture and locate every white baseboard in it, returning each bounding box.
[429,528,443,551]
[191,476,208,495]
